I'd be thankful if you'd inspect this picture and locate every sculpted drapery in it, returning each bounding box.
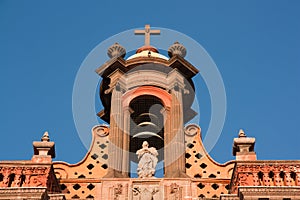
[136,141,158,178]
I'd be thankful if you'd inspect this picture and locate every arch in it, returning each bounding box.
[122,86,171,109]
[129,94,165,157]
[125,92,167,178]
[0,173,3,182]
[8,173,15,187]
[20,174,26,187]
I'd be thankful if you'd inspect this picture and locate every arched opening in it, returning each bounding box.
[129,95,165,177]
[0,173,3,182]
[8,173,15,187]
[20,174,26,187]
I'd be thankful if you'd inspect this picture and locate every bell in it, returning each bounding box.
[132,131,163,140]
[135,113,160,126]
[132,113,163,140]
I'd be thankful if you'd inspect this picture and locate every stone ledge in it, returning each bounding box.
[239,186,300,199]
[0,187,66,200]
[0,187,47,199]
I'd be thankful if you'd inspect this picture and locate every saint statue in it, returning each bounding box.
[136,141,158,178]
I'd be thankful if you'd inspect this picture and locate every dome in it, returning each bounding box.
[127,46,169,60]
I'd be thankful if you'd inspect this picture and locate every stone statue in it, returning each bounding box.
[136,141,158,178]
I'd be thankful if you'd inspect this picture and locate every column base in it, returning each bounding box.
[165,170,190,178]
[103,168,128,178]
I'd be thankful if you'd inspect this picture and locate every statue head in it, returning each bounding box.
[142,141,149,148]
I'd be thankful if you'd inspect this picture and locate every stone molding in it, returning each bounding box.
[0,187,66,200]
[0,187,48,200]
[239,185,300,194]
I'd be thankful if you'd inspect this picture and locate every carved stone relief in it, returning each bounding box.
[169,183,182,200]
[0,166,51,188]
[111,183,128,200]
[132,185,160,200]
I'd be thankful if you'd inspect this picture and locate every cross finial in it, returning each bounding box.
[134,24,160,46]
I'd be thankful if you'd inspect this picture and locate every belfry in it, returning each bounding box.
[0,25,300,199]
[96,24,198,179]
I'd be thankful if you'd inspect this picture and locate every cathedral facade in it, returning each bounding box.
[0,25,299,200]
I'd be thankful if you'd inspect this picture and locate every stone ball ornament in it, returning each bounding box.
[107,42,126,58]
[168,41,187,58]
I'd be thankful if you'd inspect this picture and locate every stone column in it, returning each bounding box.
[285,172,293,186]
[296,173,300,186]
[12,167,23,187]
[274,170,283,186]
[263,172,271,186]
[0,168,10,187]
[105,84,125,178]
[121,106,131,177]
[165,84,187,178]
[252,172,260,186]
[163,106,171,177]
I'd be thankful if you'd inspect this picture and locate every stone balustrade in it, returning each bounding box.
[230,161,300,194]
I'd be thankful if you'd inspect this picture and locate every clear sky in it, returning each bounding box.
[0,1,299,165]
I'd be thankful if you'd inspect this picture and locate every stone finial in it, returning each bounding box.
[233,129,257,161]
[32,131,55,163]
[41,131,50,142]
[107,43,126,58]
[168,42,187,58]
[238,129,246,137]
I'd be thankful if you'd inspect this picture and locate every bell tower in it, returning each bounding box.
[96,25,199,178]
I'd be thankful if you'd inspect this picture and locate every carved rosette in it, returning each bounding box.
[110,183,129,200]
[93,125,109,137]
[184,124,200,137]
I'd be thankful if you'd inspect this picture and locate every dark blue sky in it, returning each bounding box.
[0,1,299,164]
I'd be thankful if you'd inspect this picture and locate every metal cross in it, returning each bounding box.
[134,24,160,46]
